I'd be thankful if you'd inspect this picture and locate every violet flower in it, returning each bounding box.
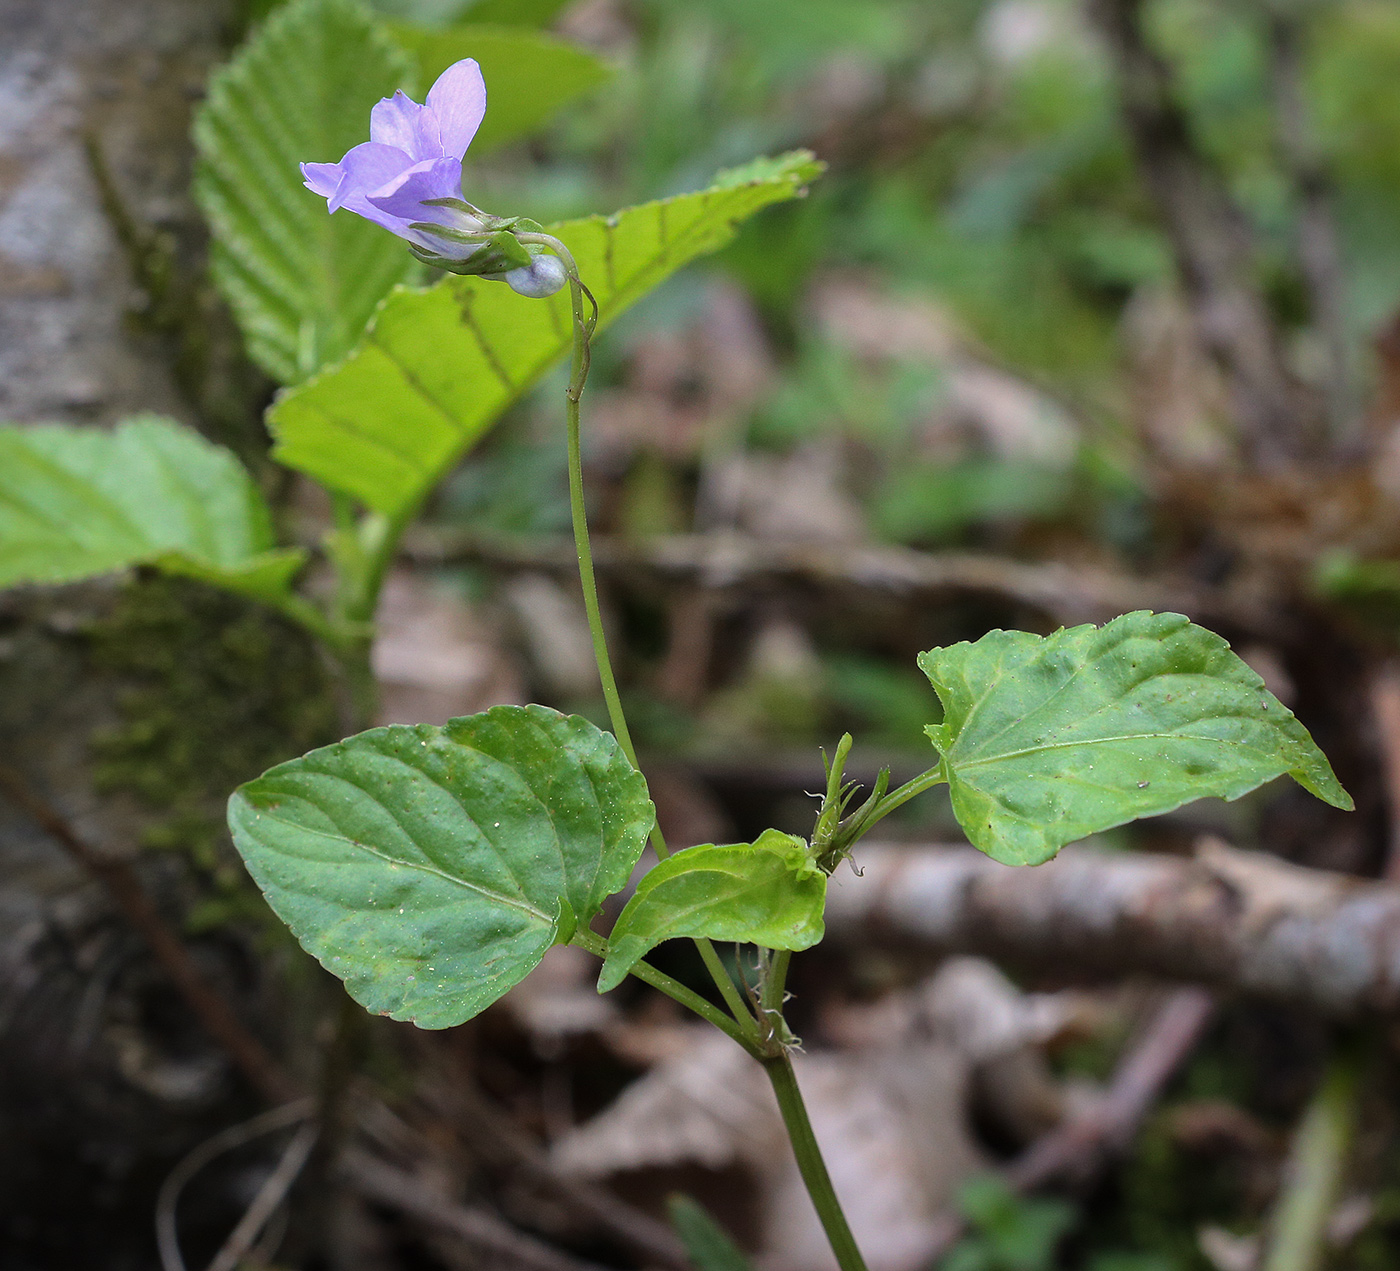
[302,58,566,298]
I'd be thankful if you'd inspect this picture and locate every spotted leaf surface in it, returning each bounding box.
[920,611,1351,867]
[228,705,654,1027]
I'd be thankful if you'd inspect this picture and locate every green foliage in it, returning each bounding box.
[598,829,826,993]
[824,654,939,752]
[941,1176,1076,1271]
[458,0,572,26]
[872,458,1075,545]
[1085,1254,1177,1271]
[0,417,304,603]
[269,150,822,519]
[919,611,1352,867]
[675,0,915,83]
[666,1194,754,1271]
[388,23,612,154]
[194,0,418,384]
[227,705,654,1027]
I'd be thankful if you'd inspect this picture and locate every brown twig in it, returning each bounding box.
[205,1120,319,1271]
[419,1080,691,1269]
[923,988,1215,1261]
[0,764,299,1103]
[343,1150,615,1271]
[157,1099,315,1271]
[404,528,1284,638]
[826,841,1400,1016]
[1006,987,1215,1189]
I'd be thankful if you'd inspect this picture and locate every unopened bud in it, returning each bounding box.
[504,252,568,298]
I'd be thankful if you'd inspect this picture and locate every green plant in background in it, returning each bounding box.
[943,1176,1077,1271]
[940,1175,1179,1271]
[0,1,1358,1268]
[666,1194,756,1271]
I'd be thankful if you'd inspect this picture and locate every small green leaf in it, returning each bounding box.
[227,705,654,1028]
[919,611,1352,867]
[268,150,823,519]
[388,23,612,154]
[666,1195,754,1271]
[598,829,826,994]
[0,417,305,602]
[951,1175,1077,1271]
[194,0,417,384]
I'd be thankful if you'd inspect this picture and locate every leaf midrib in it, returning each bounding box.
[248,804,554,924]
[954,726,1287,773]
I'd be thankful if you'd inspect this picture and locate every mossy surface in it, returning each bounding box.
[87,573,340,918]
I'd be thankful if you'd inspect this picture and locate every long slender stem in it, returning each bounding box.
[517,234,634,771]
[764,1054,869,1271]
[533,232,864,1266]
[530,232,759,1039]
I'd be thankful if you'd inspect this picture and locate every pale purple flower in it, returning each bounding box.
[301,59,566,297]
[302,58,488,251]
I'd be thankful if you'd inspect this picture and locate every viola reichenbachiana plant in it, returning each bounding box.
[0,5,1352,1269]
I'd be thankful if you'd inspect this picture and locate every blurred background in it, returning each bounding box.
[6,0,1400,1267]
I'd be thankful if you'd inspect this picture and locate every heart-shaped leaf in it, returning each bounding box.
[228,704,654,1027]
[919,610,1352,867]
[0,416,305,602]
[599,829,826,993]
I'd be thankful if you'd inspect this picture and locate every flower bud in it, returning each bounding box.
[504,252,568,299]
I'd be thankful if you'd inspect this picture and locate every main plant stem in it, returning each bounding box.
[764,1054,869,1271]
[533,231,866,1270]
[529,231,758,1037]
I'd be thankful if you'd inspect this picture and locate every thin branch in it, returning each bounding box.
[343,1149,614,1271]
[1006,987,1215,1189]
[827,841,1400,1016]
[923,989,1214,1261]
[416,1081,692,1270]
[205,1121,319,1271]
[0,764,299,1103]
[157,1100,315,1271]
[403,528,1285,638]
[1089,0,1312,463]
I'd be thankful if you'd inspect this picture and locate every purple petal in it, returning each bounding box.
[325,186,417,239]
[423,59,487,161]
[301,161,343,199]
[328,142,416,212]
[364,157,466,228]
[369,90,428,159]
